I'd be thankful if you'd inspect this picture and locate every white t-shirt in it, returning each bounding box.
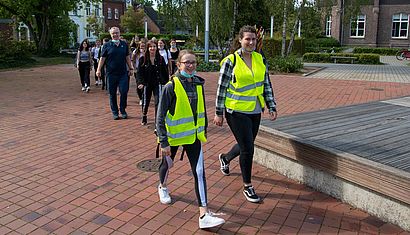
[158,49,171,65]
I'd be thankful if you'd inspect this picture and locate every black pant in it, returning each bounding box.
[142,84,161,123]
[225,111,261,184]
[93,58,99,82]
[135,73,143,100]
[78,61,91,87]
[158,139,208,207]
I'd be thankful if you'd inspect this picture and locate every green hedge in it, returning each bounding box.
[353,47,400,56]
[303,53,381,64]
[305,37,341,53]
[0,40,36,69]
[268,56,303,73]
[263,38,305,58]
[99,33,192,42]
[196,57,220,72]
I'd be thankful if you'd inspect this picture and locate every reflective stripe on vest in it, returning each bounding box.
[222,51,266,112]
[165,76,207,146]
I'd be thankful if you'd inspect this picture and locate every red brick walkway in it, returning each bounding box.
[1,65,410,234]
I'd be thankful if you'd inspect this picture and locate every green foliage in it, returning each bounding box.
[0,40,35,69]
[49,15,78,53]
[196,59,220,72]
[86,14,104,38]
[268,56,303,73]
[353,47,400,56]
[303,52,381,64]
[305,37,340,52]
[263,38,305,58]
[99,32,192,42]
[120,7,144,33]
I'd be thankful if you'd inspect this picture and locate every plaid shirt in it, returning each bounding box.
[215,50,277,116]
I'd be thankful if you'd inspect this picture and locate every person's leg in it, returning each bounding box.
[142,85,153,124]
[184,139,225,229]
[93,58,98,84]
[118,74,129,116]
[108,75,119,117]
[84,63,91,91]
[153,85,161,125]
[157,146,178,204]
[78,63,85,88]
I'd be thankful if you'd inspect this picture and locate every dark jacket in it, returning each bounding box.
[137,55,169,86]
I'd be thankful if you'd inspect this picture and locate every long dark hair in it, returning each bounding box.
[158,38,168,51]
[79,39,90,51]
[143,40,162,66]
[229,25,257,54]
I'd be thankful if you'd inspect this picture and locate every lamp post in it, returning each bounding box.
[204,0,209,62]
[144,18,148,38]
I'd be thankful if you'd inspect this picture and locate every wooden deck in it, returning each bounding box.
[255,96,410,205]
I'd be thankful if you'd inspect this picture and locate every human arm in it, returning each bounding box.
[137,57,145,88]
[156,81,175,150]
[96,57,106,78]
[262,64,278,121]
[126,55,134,77]
[213,57,233,126]
[76,51,80,69]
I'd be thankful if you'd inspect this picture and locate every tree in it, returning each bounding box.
[120,6,144,33]
[0,0,100,55]
[85,14,104,39]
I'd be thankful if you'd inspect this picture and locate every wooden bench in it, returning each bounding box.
[330,56,357,64]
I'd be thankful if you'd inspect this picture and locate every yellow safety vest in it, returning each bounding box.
[165,76,207,146]
[221,51,266,112]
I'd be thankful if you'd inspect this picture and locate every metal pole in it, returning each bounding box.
[298,20,301,38]
[196,24,198,38]
[270,16,274,38]
[204,0,209,62]
[144,19,148,38]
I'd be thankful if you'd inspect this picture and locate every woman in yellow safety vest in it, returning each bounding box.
[213,25,278,203]
[156,50,225,229]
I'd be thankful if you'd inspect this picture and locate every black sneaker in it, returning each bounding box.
[243,186,260,203]
[219,154,230,176]
[141,115,147,125]
[113,114,120,120]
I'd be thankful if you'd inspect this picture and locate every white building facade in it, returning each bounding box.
[69,2,104,44]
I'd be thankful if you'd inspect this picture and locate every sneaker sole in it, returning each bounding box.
[243,191,261,203]
[199,219,225,229]
[218,154,230,176]
[159,199,171,204]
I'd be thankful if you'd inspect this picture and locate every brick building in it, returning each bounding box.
[326,0,410,48]
[103,0,126,31]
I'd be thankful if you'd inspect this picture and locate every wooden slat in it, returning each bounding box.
[255,127,410,206]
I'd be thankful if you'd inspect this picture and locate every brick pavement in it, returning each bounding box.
[1,65,410,234]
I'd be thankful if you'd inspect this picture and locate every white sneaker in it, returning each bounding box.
[158,186,171,204]
[81,86,86,91]
[99,80,102,85]
[139,100,143,106]
[85,86,90,93]
[199,212,225,229]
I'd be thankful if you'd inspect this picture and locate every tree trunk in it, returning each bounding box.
[36,15,51,55]
[281,0,287,57]
[223,0,238,57]
[287,0,305,56]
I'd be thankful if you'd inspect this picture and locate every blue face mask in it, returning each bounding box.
[112,39,120,43]
[180,70,196,78]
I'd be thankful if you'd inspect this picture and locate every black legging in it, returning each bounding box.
[224,111,261,184]
[78,61,91,87]
[158,139,208,207]
[142,84,161,122]
[93,58,99,82]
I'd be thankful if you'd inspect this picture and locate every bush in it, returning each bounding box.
[268,56,303,73]
[263,38,305,58]
[303,52,381,64]
[196,59,220,72]
[305,37,341,53]
[0,40,36,69]
[353,47,400,56]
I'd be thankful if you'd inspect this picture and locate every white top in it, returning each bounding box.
[158,49,171,65]
[92,46,100,60]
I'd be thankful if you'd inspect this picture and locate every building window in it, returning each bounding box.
[114,9,119,20]
[107,8,112,19]
[86,29,91,38]
[350,14,366,38]
[94,5,100,16]
[86,4,91,16]
[325,15,332,37]
[392,13,409,38]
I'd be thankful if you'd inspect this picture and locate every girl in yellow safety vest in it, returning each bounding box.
[213,25,278,203]
[156,50,225,229]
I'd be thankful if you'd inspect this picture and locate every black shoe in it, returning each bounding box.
[141,115,147,125]
[113,114,120,120]
[121,112,128,119]
[219,154,230,176]
[243,186,260,203]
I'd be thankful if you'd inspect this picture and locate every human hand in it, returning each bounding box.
[96,70,101,78]
[161,146,171,157]
[138,84,144,89]
[268,111,278,121]
[213,115,224,126]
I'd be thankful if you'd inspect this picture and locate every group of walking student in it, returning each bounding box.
[78,25,277,229]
